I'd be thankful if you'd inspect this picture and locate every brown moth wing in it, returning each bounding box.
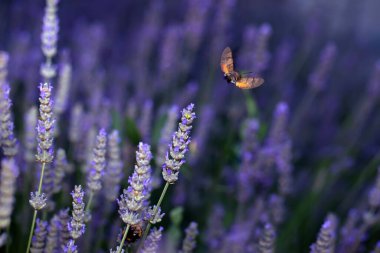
[235,77,264,89]
[220,47,234,74]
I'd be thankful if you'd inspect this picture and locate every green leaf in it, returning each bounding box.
[123,116,141,145]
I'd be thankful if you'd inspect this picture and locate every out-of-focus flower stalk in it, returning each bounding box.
[40,0,59,82]
[104,130,123,202]
[140,227,163,253]
[85,129,107,217]
[179,222,198,253]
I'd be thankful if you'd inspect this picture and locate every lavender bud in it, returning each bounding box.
[0,51,9,84]
[24,107,38,162]
[257,223,276,253]
[30,219,48,253]
[36,83,55,164]
[29,192,47,210]
[138,99,153,142]
[309,42,337,92]
[267,101,289,146]
[54,60,71,114]
[63,240,78,253]
[69,104,83,143]
[157,105,179,167]
[0,83,18,157]
[268,194,285,225]
[44,215,60,253]
[41,0,59,59]
[140,227,163,253]
[86,129,107,193]
[179,222,198,253]
[117,142,152,225]
[104,130,123,202]
[58,209,71,249]
[310,214,338,253]
[145,205,165,224]
[252,23,272,74]
[68,185,85,239]
[53,148,69,193]
[184,0,212,52]
[0,159,19,228]
[162,104,196,184]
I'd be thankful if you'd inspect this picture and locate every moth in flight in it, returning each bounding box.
[220,47,264,89]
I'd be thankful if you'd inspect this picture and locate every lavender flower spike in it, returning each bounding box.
[30,219,48,253]
[24,107,38,162]
[87,129,107,193]
[104,130,123,202]
[140,227,163,253]
[179,222,199,253]
[36,83,55,164]
[40,0,60,80]
[310,214,338,253]
[162,103,196,184]
[69,185,85,239]
[0,159,19,228]
[63,240,78,253]
[258,223,276,253]
[117,142,152,225]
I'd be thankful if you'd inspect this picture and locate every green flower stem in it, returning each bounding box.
[85,192,94,214]
[25,161,46,253]
[138,182,170,251]
[117,224,130,253]
[25,210,37,253]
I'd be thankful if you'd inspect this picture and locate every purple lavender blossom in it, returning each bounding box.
[162,104,196,184]
[308,42,337,93]
[0,51,9,85]
[104,130,124,202]
[86,129,107,193]
[68,103,83,144]
[237,118,260,204]
[52,148,69,193]
[117,142,152,225]
[0,158,19,228]
[58,209,71,249]
[45,214,60,252]
[156,105,179,169]
[36,83,55,164]
[54,56,71,115]
[179,222,198,253]
[30,219,48,253]
[257,223,276,253]
[0,52,18,157]
[310,214,338,253]
[24,106,38,163]
[40,0,60,81]
[63,240,78,253]
[68,185,85,239]
[29,192,47,210]
[140,227,163,253]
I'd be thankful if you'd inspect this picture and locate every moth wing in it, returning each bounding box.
[235,76,264,89]
[220,47,234,74]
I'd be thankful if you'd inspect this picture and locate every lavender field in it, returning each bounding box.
[1,0,380,252]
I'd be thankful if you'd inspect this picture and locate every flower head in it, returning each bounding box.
[117,142,152,225]
[68,185,85,239]
[162,103,195,184]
